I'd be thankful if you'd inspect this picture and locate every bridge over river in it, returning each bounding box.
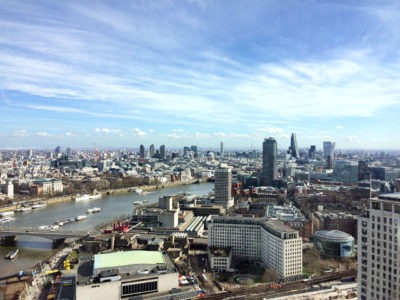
[0,227,88,247]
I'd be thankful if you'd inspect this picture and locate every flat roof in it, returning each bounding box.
[378,193,400,201]
[93,251,165,270]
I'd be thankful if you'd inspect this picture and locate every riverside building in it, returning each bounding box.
[208,216,302,279]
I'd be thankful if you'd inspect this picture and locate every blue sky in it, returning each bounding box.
[1,0,400,150]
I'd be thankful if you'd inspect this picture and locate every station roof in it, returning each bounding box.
[93,250,165,270]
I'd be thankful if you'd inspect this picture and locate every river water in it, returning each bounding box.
[0,182,213,277]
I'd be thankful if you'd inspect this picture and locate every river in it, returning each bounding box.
[0,182,213,277]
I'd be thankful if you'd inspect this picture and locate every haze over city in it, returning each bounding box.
[1,0,400,149]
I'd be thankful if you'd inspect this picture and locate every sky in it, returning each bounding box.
[1,0,400,150]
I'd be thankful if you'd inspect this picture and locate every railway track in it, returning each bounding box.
[201,270,356,300]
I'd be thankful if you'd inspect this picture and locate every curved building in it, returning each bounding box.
[313,230,354,258]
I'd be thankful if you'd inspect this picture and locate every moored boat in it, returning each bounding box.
[4,249,19,260]
[0,211,14,217]
[75,193,102,201]
[31,202,47,209]
[14,206,32,212]
[86,207,102,213]
[75,215,87,221]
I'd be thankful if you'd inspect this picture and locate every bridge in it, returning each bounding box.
[0,227,88,247]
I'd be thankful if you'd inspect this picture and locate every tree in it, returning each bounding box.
[262,268,280,283]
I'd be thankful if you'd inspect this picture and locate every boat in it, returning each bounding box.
[38,225,51,230]
[0,211,14,217]
[31,203,47,209]
[14,206,32,212]
[86,207,102,213]
[75,215,87,221]
[133,201,143,205]
[75,193,102,201]
[135,189,143,195]
[0,217,15,223]
[4,249,19,260]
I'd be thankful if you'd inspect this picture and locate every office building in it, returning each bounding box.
[358,193,400,299]
[139,145,145,160]
[149,144,155,158]
[333,160,359,185]
[159,145,166,159]
[323,141,335,160]
[208,216,302,278]
[262,137,277,186]
[290,133,299,158]
[214,166,234,209]
[313,230,355,258]
[309,145,316,160]
[190,145,198,157]
[220,141,224,157]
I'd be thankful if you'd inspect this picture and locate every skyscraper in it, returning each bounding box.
[214,165,233,209]
[323,141,335,159]
[160,145,166,159]
[220,141,224,157]
[149,144,155,158]
[290,133,299,158]
[190,145,198,157]
[262,137,277,186]
[308,145,316,159]
[139,144,145,159]
[358,193,400,299]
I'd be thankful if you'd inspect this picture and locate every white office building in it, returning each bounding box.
[358,193,400,300]
[208,216,302,278]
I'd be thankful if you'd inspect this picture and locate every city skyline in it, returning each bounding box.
[1,1,400,149]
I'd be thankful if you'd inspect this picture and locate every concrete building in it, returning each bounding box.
[1,181,14,198]
[262,137,277,186]
[208,216,302,279]
[358,193,400,300]
[77,250,179,300]
[208,247,232,272]
[214,166,234,209]
[32,178,63,195]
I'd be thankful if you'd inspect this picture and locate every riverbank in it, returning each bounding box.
[0,179,203,214]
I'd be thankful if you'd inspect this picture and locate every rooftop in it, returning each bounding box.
[378,193,400,201]
[93,250,165,270]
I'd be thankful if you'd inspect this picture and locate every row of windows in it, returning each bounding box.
[121,281,158,297]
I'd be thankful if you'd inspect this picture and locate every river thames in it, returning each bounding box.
[0,182,213,277]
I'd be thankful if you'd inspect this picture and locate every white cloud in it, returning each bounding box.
[37,131,48,137]
[133,128,147,137]
[336,125,345,129]
[13,129,29,137]
[95,128,121,134]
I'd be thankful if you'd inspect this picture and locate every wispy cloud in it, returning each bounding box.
[1,1,400,148]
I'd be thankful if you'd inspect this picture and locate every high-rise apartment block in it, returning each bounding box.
[214,165,234,209]
[262,137,277,186]
[208,216,302,278]
[358,193,400,299]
